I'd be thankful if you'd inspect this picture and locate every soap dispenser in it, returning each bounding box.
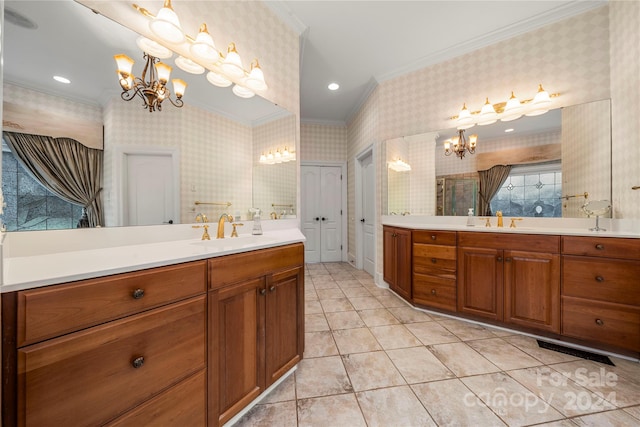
[467,208,475,226]
[249,208,263,235]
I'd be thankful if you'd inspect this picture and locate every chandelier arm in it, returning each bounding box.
[166,97,184,108]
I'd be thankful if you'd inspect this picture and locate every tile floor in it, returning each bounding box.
[235,262,640,427]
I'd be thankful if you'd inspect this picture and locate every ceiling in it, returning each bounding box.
[3,1,604,126]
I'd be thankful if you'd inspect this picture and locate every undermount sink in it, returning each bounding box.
[190,235,277,248]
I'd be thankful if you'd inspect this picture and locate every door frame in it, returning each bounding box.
[300,161,347,262]
[355,145,376,272]
[113,145,181,226]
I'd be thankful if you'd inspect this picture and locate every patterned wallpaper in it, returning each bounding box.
[300,123,347,163]
[347,6,615,280]
[609,1,640,219]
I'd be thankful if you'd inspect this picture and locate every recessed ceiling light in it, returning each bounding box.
[504,128,514,133]
[53,76,71,84]
[328,82,339,91]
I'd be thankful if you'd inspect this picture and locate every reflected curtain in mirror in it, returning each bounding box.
[3,132,104,227]
[478,165,512,216]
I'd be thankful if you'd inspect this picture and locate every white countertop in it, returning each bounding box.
[382,216,640,238]
[1,228,306,293]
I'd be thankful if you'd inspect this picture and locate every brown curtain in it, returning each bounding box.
[3,131,104,227]
[478,165,512,216]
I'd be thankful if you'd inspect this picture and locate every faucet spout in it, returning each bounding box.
[217,213,233,239]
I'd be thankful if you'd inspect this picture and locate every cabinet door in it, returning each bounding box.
[394,228,412,300]
[457,247,503,321]
[504,250,560,333]
[210,277,265,426]
[266,266,304,386]
[383,226,397,286]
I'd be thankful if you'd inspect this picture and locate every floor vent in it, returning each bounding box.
[536,340,614,366]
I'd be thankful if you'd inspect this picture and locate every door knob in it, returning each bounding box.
[163,220,173,224]
[361,218,365,223]
[322,217,327,221]
[315,217,320,221]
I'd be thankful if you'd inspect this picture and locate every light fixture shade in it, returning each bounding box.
[232,84,255,98]
[172,79,187,98]
[259,153,267,163]
[468,134,478,149]
[501,91,524,122]
[175,56,205,74]
[266,151,275,165]
[526,84,552,116]
[114,54,134,76]
[477,98,498,126]
[456,103,475,130]
[245,59,268,91]
[155,62,172,83]
[191,23,220,62]
[149,0,185,44]
[136,37,173,59]
[451,136,460,149]
[206,71,232,87]
[444,139,451,151]
[221,43,244,78]
[388,159,411,172]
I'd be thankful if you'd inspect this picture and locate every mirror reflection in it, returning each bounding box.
[1,0,296,232]
[385,99,611,218]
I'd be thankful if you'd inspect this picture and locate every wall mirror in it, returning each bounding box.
[1,0,296,231]
[384,98,612,218]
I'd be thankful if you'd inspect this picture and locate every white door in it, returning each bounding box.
[301,165,343,263]
[125,153,176,226]
[360,152,376,276]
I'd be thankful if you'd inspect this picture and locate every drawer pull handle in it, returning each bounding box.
[595,318,604,326]
[595,276,605,282]
[431,289,436,295]
[431,235,436,240]
[269,286,276,292]
[431,258,437,263]
[131,356,145,369]
[595,244,604,250]
[132,289,145,299]
[260,289,267,296]
[497,256,503,262]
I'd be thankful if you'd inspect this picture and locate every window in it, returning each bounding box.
[490,162,562,217]
[1,147,83,231]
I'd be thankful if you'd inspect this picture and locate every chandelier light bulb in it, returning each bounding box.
[149,0,185,44]
[190,23,219,62]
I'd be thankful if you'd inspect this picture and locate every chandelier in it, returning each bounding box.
[125,0,268,102]
[453,84,559,130]
[444,129,477,159]
[114,53,186,112]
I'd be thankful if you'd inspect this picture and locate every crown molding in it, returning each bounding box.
[262,0,309,35]
[376,1,607,83]
[300,118,347,127]
[345,77,379,125]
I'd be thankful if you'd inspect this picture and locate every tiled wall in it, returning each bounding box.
[347,6,613,280]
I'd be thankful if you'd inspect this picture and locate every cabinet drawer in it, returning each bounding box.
[17,261,207,346]
[413,230,456,246]
[562,296,640,352]
[413,244,456,274]
[107,370,206,427]
[459,232,559,253]
[209,243,304,289]
[562,236,640,260]
[562,257,640,305]
[413,274,456,311]
[17,296,207,427]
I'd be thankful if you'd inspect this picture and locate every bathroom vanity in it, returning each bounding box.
[1,226,305,426]
[383,219,640,358]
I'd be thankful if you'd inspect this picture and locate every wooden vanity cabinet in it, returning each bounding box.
[412,230,457,311]
[208,243,304,427]
[2,260,208,427]
[561,236,640,352]
[383,226,412,301]
[457,232,561,333]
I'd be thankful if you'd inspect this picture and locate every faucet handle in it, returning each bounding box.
[509,218,523,228]
[201,225,211,240]
[231,223,244,237]
[483,218,492,227]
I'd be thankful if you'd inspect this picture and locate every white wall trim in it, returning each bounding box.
[300,161,348,262]
[113,145,180,227]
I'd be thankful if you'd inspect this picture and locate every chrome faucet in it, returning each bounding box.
[217,213,233,239]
